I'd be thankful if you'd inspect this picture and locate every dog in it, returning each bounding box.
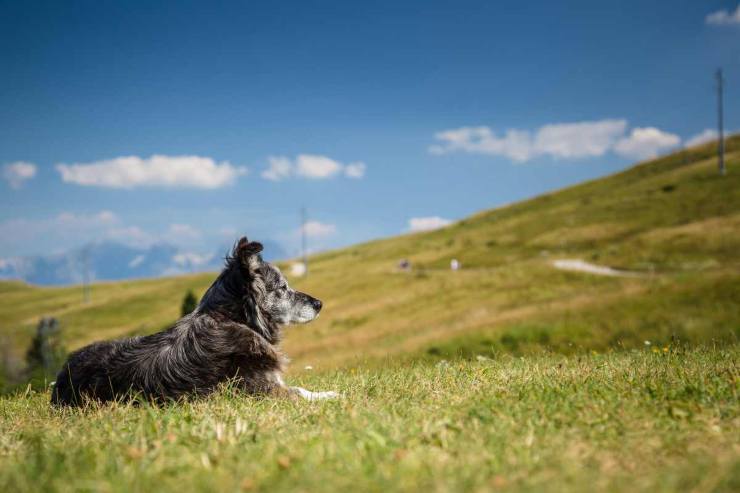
[51,236,338,406]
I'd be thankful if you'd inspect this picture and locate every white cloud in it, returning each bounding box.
[344,162,366,178]
[56,210,119,228]
[167,223,201,240]
[429,120,627,162]
[685,129,718,148]
[408,216,452,232]
[219,226,238,238]
[295,155,343,179]
[0,210,128,255]
[0,212,213,259]
[261,156,293,181]
[534,120,628,159]
[0,210,163,255]
[299,221,337,238]
[430,120,685,162]
[56,155,247,189]
[429,126,534,161]
[261,154,366,181]
[613,127,681,160]
[128,254,146,268]
[172,252,214,267]
[103,226,156,248]
[706,5,740,25]
[3,161,37,189]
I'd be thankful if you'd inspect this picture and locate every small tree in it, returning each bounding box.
[26,317,66,387]
[181,290,198,316]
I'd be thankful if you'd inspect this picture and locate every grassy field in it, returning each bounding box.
[0,346,737,492]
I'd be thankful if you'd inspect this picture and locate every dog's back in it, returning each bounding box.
[51,312,286,407]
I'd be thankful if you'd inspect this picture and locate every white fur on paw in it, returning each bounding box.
[292,387,340,401]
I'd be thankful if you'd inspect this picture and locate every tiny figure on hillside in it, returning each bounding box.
[291,262,307,277]
[450,258,460,271]
[398,259,411,271]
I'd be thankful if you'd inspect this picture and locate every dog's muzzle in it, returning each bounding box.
[310,297,322,313]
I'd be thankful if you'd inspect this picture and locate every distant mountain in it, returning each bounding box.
[0,239,288,286]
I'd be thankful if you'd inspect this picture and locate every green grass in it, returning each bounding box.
[0,346,737,492]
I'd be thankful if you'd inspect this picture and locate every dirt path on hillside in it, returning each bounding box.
[551,259,645,277]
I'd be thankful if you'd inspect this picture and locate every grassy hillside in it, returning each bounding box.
[0,137,739,371]
[1,347,737,492]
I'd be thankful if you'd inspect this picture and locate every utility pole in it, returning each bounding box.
[301,206,308,276]
[717,68,726,176]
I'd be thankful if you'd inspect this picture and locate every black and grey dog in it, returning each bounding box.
[51,237,338,407]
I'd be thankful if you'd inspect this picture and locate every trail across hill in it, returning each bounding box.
[551,259,645,277]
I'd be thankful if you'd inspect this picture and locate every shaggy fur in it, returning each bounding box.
[51,237,333,407]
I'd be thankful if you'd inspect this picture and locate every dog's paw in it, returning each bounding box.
[291,387,341,401]
[311,390,340,401]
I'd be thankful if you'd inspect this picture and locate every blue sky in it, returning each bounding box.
[1,0,739,262]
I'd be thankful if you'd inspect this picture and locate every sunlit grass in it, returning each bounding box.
[0,346,737,492]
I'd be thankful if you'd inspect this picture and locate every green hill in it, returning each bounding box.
[1,137,738,371]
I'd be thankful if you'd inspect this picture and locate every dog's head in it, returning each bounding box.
[233,236,322,327]
[199,236,323,341]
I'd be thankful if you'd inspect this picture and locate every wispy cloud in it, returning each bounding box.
[612,127,681,160]
[295,155,343,179]
[298,221,337,238]
[0,211,212,257]
[344,162,366,178]
[429,120,628,162]
[56,155,247,189]
[104,225,155,248]
[706,4,740,25]
[128,254,146,268]
[685,129,719,148]
[3,161,37,189]
[407,216,451,233]
[261,156,293,181]
[261,154,366,181]
[0,210,123,255]
[219,226,238,238]
[430,120,681,162]
[57,210,119,229]
[172,252,214,268]
[166,223,202,242]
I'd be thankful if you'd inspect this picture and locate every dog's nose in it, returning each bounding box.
[312,299,323,312]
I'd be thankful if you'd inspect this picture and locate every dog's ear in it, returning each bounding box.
[235,236,263,272]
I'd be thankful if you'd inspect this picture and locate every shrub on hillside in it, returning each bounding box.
[25,317,66,388]
[181,290,198,316]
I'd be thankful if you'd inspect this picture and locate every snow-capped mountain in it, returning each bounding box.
[0,240,287,286]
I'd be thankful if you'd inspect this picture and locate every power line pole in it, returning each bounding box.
[717,68,726,176]
[301,206,308,276]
